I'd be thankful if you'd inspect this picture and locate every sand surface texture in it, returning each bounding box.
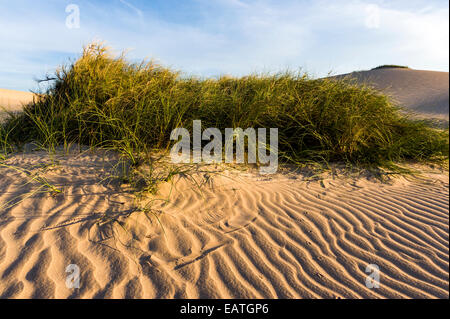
[0,151,448,298]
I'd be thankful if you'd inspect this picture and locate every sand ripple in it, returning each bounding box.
[0,153,448,298]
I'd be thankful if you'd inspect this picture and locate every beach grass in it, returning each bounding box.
[0,43,448,172]
[371,65,409,70]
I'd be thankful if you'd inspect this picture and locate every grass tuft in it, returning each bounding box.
[1,43,448,171]
[371,65,409,70]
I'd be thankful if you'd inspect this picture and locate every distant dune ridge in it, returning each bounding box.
[0,89,35,112]
[333,67,449,122]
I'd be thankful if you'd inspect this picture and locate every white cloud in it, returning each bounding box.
[0,0,448,90]
[119,0,143,18]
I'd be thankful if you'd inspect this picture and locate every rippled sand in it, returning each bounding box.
[0,151,448,298]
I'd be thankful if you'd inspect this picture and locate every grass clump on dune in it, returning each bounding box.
[1,43,448,171]
[371,65,409,70]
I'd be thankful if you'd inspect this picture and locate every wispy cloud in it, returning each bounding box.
[119,0,143,17]
[0,0,448,91]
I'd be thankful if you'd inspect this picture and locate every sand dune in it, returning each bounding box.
[0,151,448,298]
[0,89,35,112]
[334,68,449,123]
[0,89,36,122]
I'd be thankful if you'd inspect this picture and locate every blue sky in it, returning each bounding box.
[0,0,448,91]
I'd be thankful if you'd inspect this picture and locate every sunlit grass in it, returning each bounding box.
[0,42,448,173]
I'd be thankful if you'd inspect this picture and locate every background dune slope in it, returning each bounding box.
[0,89,34,111]
[0,89,35,122]
[333,68,449,123]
